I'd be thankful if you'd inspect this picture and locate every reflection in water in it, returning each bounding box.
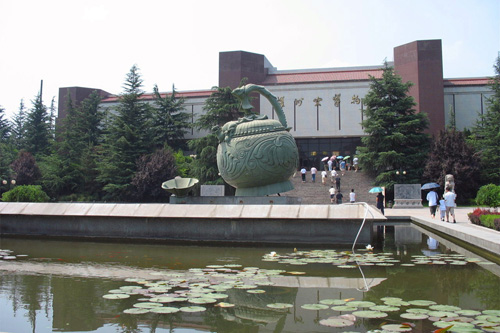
[1,224,500,333]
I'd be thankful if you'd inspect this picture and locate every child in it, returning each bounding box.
[439,197,446,221]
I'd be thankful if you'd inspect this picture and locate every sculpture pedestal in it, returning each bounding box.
[393,199,423,209]
[235,180,294,197]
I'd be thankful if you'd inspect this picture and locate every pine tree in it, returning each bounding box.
[357,62,430,189]
[97,65,153,201]
[0,106,10,141]
[469,56,500,185]
[10,99,27,150]
[151,84,190,150]
[423,129,480,204]
[24,93,52,157]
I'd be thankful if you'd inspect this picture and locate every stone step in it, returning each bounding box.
[286,169,378,205]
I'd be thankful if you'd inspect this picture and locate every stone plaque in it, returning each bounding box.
[200,185,225,197]
[393,184,422,208]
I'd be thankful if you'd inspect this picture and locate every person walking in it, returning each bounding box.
[329,186,335,203]
[340,160,346,176]
[300,167,307,183]
[330,169,337,183]
[376,192,385,215]
[310,166,317,183]
[321,170,328,185]
[443,186,457,223]
[336,190,343,204]
[426,189,439,219]
[335,176,341,191]
[349,189,356,203]
[439,197,446,221]
[353,157,359,172]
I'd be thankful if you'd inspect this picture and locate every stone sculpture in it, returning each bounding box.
[445,174,455,192]
[213,84,299,196]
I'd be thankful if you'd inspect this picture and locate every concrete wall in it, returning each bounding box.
[0,203,382,246]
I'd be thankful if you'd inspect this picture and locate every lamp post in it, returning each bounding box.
[1,179,16,190]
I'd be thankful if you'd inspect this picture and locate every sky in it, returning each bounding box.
[1,0,499,120]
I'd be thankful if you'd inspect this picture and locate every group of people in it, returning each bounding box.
[329,186,356,204]
[426,187,457,223]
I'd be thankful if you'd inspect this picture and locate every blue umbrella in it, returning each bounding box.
[337,156,344,160]
[421,183,440,190]
[369,187,384,193]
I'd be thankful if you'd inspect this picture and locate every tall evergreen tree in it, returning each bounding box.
[10,99,27,150]
[0,106,10,141]
[469,56,500,185]
[357,62,430,190]
[151,84,190,150]
[97,65,153,201]
[423,129,480,204]
[24,93,52,157]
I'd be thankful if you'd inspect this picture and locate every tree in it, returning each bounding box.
[131,146,177,202]
[97,65,153,201]
[11,151,42,186]
[24,93,52,157]
[0,106,10,141]
[356,62,430,190]
[151,84,190,150]
[469,56,500,185]
[423,129,480,204]
[10,99,27,150]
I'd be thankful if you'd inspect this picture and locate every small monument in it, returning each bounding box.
[213,84,299,196]
[393,184,423,208]
[445,174,455,192]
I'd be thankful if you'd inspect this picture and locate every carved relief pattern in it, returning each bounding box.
[313,97,322,107]
[217,132,298,188]
[333,94,341,107]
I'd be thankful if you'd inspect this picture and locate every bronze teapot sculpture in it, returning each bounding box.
[213,84,299,196]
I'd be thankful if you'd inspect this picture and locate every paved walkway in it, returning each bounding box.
[384,206,500,257]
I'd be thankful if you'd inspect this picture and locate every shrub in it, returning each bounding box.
[475,184,500,208]
[480,215,500,231]
[1,185,50,202]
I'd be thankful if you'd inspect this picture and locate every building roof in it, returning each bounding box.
[101,89,214,103]
[443,77,492,87]
[261,68,384,85]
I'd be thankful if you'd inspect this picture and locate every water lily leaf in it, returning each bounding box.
[134,302,163,308]
[215,302,235,308]
[348,301,376,308]
[123,308,150,314]
[149,296,177,303]
[400,312,428,320]
[370,305,400,312]
[407,308,430,314]
[320,299,346,305]
[188,297,217,304]
[266,303,293,309]
[483,310,500,316]
[247,289,266,294]
[456,309,481,316]
[331,305,358,312]
[408,300,437,306]
[430,305,461,312]
[428,311,459,318]
[301,304,330,310]
[380,324,412,332]
[352,310,388,318]
[180,306,206,312]
[103,293,130,299]
[319,317,354,327]
[149,307,180,314]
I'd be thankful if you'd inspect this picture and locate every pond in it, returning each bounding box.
[1,223,499,333]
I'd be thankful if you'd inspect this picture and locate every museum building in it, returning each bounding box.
[58,39,492,169]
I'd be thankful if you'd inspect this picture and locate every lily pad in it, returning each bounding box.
[247,289,266,294]
[103,293,130,299]
[134,302,163,308]
[149,307,180,314]
[320,299,346,305]
[319,317,354,327]
[456,309,481,316]
[408,300,437,306]
[400,312,428,320]
[331,305,358,312]
[123,308,150,314]
[348,301,376,308]
[267,303,293,309]
[380,324,413,332]
[430,304,461,312]
[483,310,500,316]
[369,305,400,312]
[352,310,388,318]
[149,296,177,303]
[301,304,330,310]
[180,306,206,312]
[188,297,217,304]
[216,302,235,308]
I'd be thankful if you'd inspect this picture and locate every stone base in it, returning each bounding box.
[235,180,294,197]
[393,199,423,209]
[170,195,301,205]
